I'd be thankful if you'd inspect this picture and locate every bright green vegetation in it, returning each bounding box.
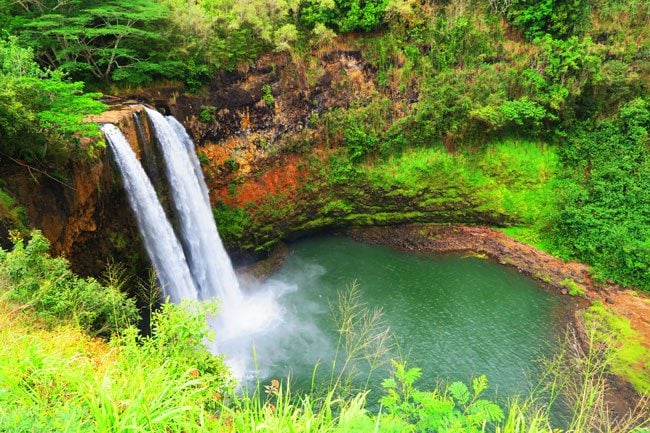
[499,227,556,255]
[213,202,251,241]
[312,0,648,290]
[206,0,648,291]
[0,0,648,430]
[0,37,105,165]
[1,233,648,432]
[0,0,396,87]
[362,140,559,225]
[1,0,648,289]
[0,298,232,432]
[559,278,585,297]
[551,99,650,290]
[214,139,561,252]
[584,301,650,394]
[0,231,137,336]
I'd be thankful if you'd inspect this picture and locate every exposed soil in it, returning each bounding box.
[214,154,308,208]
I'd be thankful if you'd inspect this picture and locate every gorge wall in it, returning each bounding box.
[1,40,545,274]
[120,44,521,255]
[0,105,157,276]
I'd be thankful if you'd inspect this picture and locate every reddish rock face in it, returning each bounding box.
[119,43,378,196]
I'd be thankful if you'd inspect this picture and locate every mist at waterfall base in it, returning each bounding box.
[103,114,563,397]
[103,114,291,379]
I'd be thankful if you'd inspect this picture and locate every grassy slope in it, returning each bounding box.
[1,274,648,432]
[584,301,650,394]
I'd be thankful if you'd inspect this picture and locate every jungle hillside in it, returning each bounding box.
[0,0,648,432]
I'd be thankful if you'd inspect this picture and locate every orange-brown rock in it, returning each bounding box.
[2,104,152,276]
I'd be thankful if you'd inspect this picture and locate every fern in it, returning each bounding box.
[448,381,470,405]
[472,375,489,396]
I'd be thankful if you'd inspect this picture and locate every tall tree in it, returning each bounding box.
[12,0,170,83]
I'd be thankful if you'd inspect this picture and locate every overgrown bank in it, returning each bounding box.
[0,233,648,432]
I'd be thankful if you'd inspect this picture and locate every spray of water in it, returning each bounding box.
[107,110,309,379]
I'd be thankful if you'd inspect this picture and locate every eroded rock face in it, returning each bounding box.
[113,44,511,255]
[122,46,377,194]
[2,104,153,276]
[0,42,513,270]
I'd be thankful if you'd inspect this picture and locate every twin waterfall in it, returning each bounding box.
[101,123,200,304]
[101,109,247,345]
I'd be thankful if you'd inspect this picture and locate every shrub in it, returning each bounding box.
[507,0,591,40]
[0,37,106,164]
[261,84,275,106]
[0,188,26,232]
[551,98,650,290]
[583,301,650,394]
[301,0,389,33]
[213,202,251,245]
[380,362,504,432]
[0,299,232,433]
[0,230,137,335]
[560,278,585,296]
[199,105,217,122]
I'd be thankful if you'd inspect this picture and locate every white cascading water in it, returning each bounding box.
[105,110,283,379]
[145,108,281,378]
[166,116,211,207]
[145,107,242,305]
[101,124,199,304]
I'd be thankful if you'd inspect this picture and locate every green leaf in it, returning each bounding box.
[448,382,470,405]
[471,375,488,396]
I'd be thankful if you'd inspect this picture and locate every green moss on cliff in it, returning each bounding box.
[218,139,559,256]
[584,301,650,394]
[0,187,26,234]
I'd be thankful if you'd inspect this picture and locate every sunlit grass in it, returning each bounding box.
[584,301,650,394]
[363,139,560,225]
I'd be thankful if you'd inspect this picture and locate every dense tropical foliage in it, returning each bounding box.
[0,0,648,430]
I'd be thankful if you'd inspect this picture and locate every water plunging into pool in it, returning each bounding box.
[101,124,198,304]
[145,107,241,305]
[104,112,563,396]
[105,112,279,376]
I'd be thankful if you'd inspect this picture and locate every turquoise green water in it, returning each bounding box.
[250,236,566,400]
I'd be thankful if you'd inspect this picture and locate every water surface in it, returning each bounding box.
[244,236,565,399]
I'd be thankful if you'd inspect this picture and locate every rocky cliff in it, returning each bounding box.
[0,105,155,276]
[117,44,515,255]
[2,42,533,270]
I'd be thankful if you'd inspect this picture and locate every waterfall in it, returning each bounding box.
[145,107,242,305]
[101,124,199,304]
[105,110,278,379]
[166,116,211,207]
